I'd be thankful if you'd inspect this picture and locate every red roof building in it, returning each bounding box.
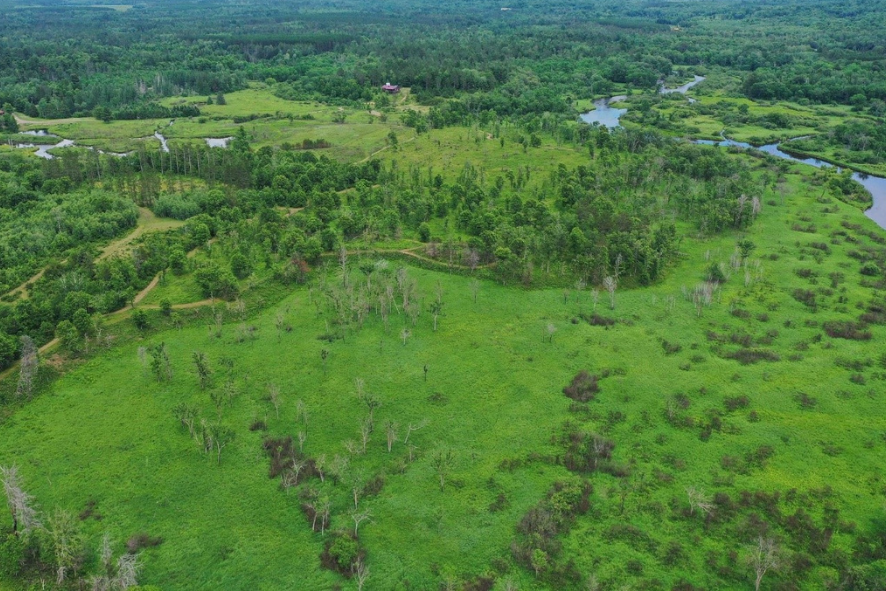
[381,83,400,93]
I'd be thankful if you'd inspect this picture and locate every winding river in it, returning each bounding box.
[580,77,886,230]
[12,131,232,159]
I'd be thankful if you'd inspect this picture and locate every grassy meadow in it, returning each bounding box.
[2,151,886,588]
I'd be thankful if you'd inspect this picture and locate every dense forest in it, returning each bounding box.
[1,0,886,118]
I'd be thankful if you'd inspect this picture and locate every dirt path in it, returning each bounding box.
[362,135,417,163]
[5,268,47,301]
[133,275,160,305]
[3,208,183,301]
[97,208,184,262]
[14,114,90,127]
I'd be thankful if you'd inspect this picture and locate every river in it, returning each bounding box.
[581,75,706,128]
[12,131,233,159]
[580,77,886,230]
[696,136,886,230]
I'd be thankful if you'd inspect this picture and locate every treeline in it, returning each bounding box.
[2,0,884,120]
[0,122,766,370]
[0,136,383,369]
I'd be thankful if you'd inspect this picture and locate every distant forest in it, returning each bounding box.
[1,0,885,119]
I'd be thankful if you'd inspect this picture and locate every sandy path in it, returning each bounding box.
[14,114,90,127]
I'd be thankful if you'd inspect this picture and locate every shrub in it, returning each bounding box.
[580,313,616,327]
[661,340,682,355]
[792,289,817,309]
[794,393,818,410]
[861,262,882,276]
[418,222,431,242]
[823,321,872,340]
[230,253,253,279]
[132,309,149,331]
[321,532,361,575]
[126,533,164,553]
[723,349,780,365]
[0,534,25,578]
[562,371,600,402]
[724,395,750,411]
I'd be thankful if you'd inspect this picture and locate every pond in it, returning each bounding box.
[581,76,706,127]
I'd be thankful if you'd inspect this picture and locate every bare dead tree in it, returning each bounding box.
[407,300,420,326]
[359,391,380,431]
[137,346,147,376]
[351,509,372,537]
[400,327,411,345]
[193,351,212,390]
[603,276,617,310]
[591,436,608,471]
[46,508,82,585]
[591,289,599,312]
[385,420,398,452]
[330,455,349,484]
[267,383,281,418]
[350,472,364,509]
[291,459,306,486]
[430,301,443,331]
[545,323,556,343]
[296,400,308,430]
[752,195,762,216]
[1,465,41,536]
[339,245,349,288]
[749,536,781,591]
[274,310,286,341]
[115,552,141,589]
[360,418,372,453]
[403,420,428,444]
[431,449,453,491]
[212,309,224,339]
[298,431,307,453]
[91,533,115,591]
[16,335,38,399]
[613,254,624,281]
[469,278,480,303]
[315,454,327,482]
[686,487,714,516]
[466,249,480,272]
[575,279,586,312]
[100,532,113,575]
[319,497,331,535]
[354,557,370,591]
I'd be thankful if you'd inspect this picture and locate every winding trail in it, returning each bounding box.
[1,239,486,383]
[3,208,184,301]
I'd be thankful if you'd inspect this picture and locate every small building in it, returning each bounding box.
[381,83,400,94]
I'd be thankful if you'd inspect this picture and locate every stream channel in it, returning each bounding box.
[580,76,886,230]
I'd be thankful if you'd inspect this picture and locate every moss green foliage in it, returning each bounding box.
[1,156,886,588]
[2,0,886,588]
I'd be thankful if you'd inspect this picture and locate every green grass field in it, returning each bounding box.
[2,153,886,588]
[11,82,883,174]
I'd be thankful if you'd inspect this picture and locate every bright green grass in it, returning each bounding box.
[160,86,327,120]
[375,126,588,186]
[17,87,407,161]
[1,157,885,588]
[137,272,205,307]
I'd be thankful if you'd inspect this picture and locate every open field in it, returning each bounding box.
[2,155,886,588]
